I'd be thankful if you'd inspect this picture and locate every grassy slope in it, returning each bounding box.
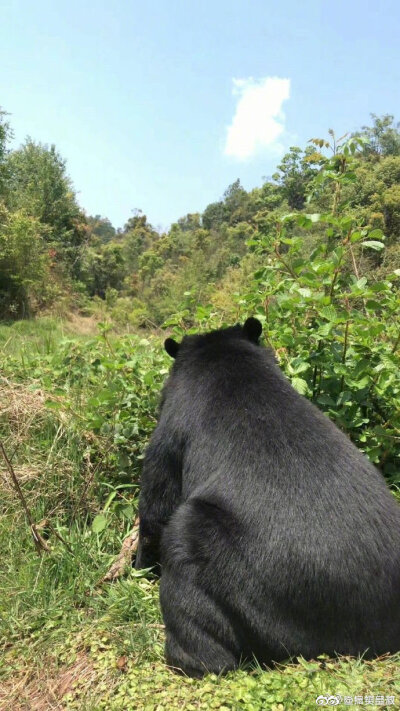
[0,319,399,711]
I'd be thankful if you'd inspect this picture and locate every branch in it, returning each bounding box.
[340,320,350,392]
[98,518,140,583]
[274,243,297,279]
[0,440,50,555]
[349,244,360,279]
[391,330,400,355]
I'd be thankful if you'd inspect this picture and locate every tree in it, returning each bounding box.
[122,212,159,273]
[256,182,283,211]
[202,200,226,230]
[80,242,126,298]
[223,179,252,224]
[177,213,201,232]
[360,114,400,157]
[0,206,50,317]
[87,215,116,244]
[6,139,86,276]
[0,107,13,198]
[382,184,400,240]
[273,146,317,210]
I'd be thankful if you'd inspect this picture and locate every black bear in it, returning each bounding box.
[135,318,400,678]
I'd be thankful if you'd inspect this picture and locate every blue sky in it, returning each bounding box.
[2,0,400,229]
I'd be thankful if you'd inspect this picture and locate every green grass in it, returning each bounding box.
[0,316,68,358]
[1,317,399,710]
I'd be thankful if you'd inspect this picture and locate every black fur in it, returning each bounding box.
[135,318,400,677]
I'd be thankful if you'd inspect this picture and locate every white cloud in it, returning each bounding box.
[224,76,290,160]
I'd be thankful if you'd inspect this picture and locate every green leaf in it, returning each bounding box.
[291,377,309,395]
[365,300,382,310]
[355,277,368,289]
[319,305,337,321]
[369,281,390,293]
[121,505,134,520]
[342,171,357,182]
[367,228,384,240]
[317,394,336,406]
[297,287,311,297]
[254,268,267,279]
[362,240,384,251]
[103,491,117,512]
[290,360,310,375]
[318,323,333,336]
[339,216,353,232]
[92,514,107,534]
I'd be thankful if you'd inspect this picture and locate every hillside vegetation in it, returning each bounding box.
[1,111,400,325]
[0,110,399,708]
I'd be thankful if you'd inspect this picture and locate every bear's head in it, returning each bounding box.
[164,317,263,359]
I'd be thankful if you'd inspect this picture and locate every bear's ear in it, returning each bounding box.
[242,317,262,344]
[164,338,180,358]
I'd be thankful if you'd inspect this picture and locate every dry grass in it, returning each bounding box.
[0,376,84,526]
[0,377,49,498]
[0,376,66,492]
[0,376,47,437]
[0,652,104,711]
[64,314,100,337]
[0,462,43,492]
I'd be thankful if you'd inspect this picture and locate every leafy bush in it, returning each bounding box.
[2,324,169,520]
[0,206,52,317]
[166,136,400,481]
